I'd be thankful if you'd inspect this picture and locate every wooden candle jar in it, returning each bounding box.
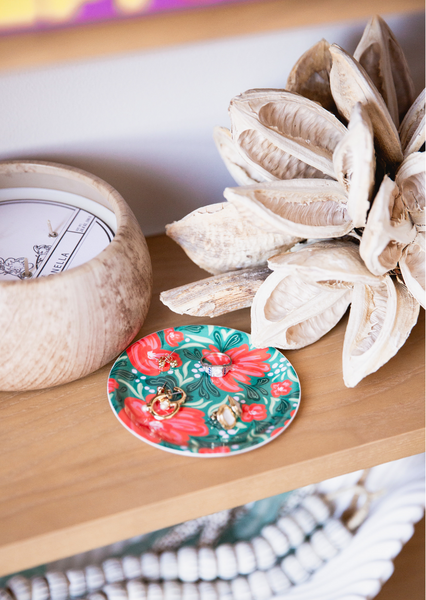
[0,160,152,391]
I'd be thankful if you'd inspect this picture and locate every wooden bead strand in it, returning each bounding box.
[1,493,354,600]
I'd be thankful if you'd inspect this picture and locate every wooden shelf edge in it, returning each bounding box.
[0,0,423,73]
[0,428,423,577]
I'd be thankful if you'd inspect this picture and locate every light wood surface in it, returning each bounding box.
[0,234,424,576]
[0,0,423,73]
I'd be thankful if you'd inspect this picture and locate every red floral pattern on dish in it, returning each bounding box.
[271,380,293,397]
[127,333,183,376]
[201,344,271,392]
[241,403,268,422]
[198,446,231,454]
[119,395,208,445]
[164,328,184,347]
[108,378,119,394]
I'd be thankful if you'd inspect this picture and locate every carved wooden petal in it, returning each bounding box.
[399,232,425,308]
[166,202,299,275]
[329,44,403,165]
[343,277,420,387]
[286,38,337,115]
[333,102,376,227]
[396,152,425,231]
[213,126,268,185]
[229,88,347,179]
[251,268,352,350]
[354,15,415,127]
[360,175,416,276]
[224,179,352,239]
[399,88,426,159]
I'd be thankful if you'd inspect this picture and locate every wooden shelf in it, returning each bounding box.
[0,234,424,577]
[0,0,423,73]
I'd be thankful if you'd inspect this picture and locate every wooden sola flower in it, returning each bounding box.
[161,16,425,387]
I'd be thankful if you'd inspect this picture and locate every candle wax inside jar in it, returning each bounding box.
[0,188,116,281]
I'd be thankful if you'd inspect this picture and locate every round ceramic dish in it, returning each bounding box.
[108,325,301,457]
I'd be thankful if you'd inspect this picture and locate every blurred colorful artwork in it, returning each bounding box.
[0,0,249,33]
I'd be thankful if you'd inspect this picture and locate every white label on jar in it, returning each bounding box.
[0,199,114,280]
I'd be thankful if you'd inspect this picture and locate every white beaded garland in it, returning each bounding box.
[250,538,276,571]
[126,579,147,600]
[247,571,272,600]
[291,507,317,535]
[323,519,353,550]
[181,583,199,600]
[162,581,181,600]
[122,556,143,580]
[301,495,330,525]
[260,525,290,557]
[280,555,310,585]
[215,580,232,600]
[66,570,87,598]
[146,583,164,600]
[234,543,256,576]
[177,547,198,583]
[198,548,217,582]
[103,560,125,584]
[265,566,291,594]
[87,593,107,600]
[30,577,50,600]
[103,584,127,600]
[276,517,305,548]
[215,545,238,581]
[159,552,179,581]
[197,582,217,600]
[85,566,106,592]
[45,573,69,600]
[295,542,323,573]
[141,554,161,581]
[229,578,251,600]
[7,576,32,600]
[309,529,338,561]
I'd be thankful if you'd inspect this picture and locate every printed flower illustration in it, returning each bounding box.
[164,328,185,347]
[198,446,231,454]
[127,332,183,376]
[108,378,119,394]
[119,395,209,446]
[241,403,268,422]
[202,343,271,392]
[271,380,293,397]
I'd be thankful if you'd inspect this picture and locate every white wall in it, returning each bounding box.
[0,11,424,235]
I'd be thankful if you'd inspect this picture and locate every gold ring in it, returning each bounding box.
[211,395,242,430]
[148,385,187,420]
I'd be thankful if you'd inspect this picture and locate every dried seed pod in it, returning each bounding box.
[342,276,420,387]
[224,179,352,239]
[160,265,271,318]
[213,126,268,185]
[353,15,415,126]
[333,102,375,227]
[329,44,403,165]
[399,232,425,308]
[396,152,425,231]
[399,88,425,158]
[360,175,416,276]
[166,202,298,274]
[251,262,353,350]
[229,88,347,179]
[286,39,337,114]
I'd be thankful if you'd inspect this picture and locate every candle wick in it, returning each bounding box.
[23,257,32,279]
[47,220,58,238]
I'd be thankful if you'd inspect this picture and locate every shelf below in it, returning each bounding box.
[0,234,424,576]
